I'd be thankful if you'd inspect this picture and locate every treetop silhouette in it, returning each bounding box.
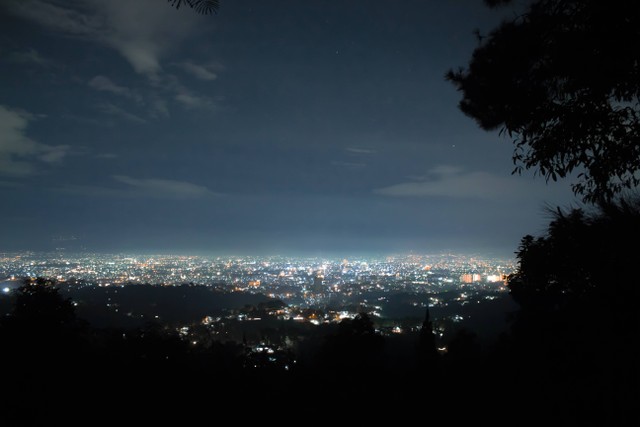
[9,277,76,326]
[447,0,640,202]
[168,0,219,15]
[507,197,640,308]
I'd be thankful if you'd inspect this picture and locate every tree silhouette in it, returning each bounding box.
[0,278,89,418]
[508,198,640,307]
[9,277,76,326]
[318,312,384,377]
[417,308,439,366]
[447,0,640,202]
[499,197,640,422]
[345,311,376,336]
[168,0,219,15]
[445,328,480,362]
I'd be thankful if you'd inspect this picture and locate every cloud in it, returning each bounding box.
[89,73,218,118]
[97,103,147,123]
[170,79,218,110]
[93,0,203,77]
[6,0,221,114]
[174,92,216,109]
[3,0,103,35]
[0,180,23,188]
[332,147,376,168]
[147,94,170,118]
[178,61,219,81]
[112,175,221,198]
[39,145,70,163]
[346,147,376,154]
[374,165,525,199]
[116,41,162,77]
[88,75,131,97]
[0,105,70,175]
[429,164,464,176]
[5,0,203,78]
[7,48,51,66]
[331,160,366,168]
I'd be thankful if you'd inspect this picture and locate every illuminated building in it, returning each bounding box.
[460,273,482,283]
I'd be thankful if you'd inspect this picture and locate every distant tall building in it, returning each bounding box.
[460,273,482,283]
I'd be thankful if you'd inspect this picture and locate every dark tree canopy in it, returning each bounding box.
[447,0,640,202]
[168,0,219,15]
[418,308,439,364]
[10,277,76,326]
[507,197,640,308]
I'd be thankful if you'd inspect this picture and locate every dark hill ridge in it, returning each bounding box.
[65,284,276,327]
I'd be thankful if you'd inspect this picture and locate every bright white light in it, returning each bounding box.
[2,287,10,293]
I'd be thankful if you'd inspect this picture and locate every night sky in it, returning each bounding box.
[0,0,577,256]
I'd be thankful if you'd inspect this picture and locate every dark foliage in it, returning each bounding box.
[0,270,636,421]
[417,308,439,367]
[468,2,640,408]
[9,277,77,326]
[167,0,219,15]
[447,0,640,202]
[0,279,90,422]
[498,198,640,422]
[318,312,385,374]
[508,197,640,308]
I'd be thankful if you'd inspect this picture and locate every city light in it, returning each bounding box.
[0,251,515,334]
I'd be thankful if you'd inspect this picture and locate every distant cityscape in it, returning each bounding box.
[0,252,515,284]
[1,251,512,323]
[0,251,513,292]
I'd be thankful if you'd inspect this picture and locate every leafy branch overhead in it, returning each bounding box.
[447,0,640,203]
[168,0,219,15]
